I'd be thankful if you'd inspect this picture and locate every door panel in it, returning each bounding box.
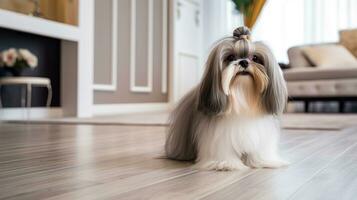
[178,53,199,97]
[173,0,202,101]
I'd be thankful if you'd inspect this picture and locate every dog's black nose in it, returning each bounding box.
[239,60,249,69]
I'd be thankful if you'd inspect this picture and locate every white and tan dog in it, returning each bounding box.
[165,26,288,171]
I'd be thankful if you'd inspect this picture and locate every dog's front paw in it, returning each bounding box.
[259,159,290,169]
[246,155,290,169]
[198,160,249,171]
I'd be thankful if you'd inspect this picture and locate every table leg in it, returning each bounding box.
[46,84,52,107]
[27,84,31,108]
[21,85,26,107]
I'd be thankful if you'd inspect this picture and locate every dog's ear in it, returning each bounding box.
[197,45,228,115]
[255,42,287,115]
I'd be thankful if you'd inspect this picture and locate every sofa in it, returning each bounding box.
[284,29,357,113]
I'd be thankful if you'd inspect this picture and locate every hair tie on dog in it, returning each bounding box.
[233,26,251,40]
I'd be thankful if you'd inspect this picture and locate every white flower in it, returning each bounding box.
[2,48,17,67]
[19,49,38,68]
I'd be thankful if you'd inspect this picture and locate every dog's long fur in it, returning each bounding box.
[165,27,288,170]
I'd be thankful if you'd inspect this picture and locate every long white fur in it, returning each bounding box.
[221,61,238,96]
[196,72,288,170]
[165,27,288,171]
[195,115,287,170]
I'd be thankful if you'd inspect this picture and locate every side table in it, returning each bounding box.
[0,77,52,107]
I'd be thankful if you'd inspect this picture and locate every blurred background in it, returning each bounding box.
[0,0,357,119]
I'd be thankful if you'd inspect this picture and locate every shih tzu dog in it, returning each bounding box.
[165,26,288,171]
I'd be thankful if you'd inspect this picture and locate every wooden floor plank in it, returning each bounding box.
[0,126,164,179]
[0,120,356,200]
[74,130,324,200]
[288,143,357,200]
[201,129,357,200]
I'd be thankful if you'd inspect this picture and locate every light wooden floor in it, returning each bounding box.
[1,122,357,200]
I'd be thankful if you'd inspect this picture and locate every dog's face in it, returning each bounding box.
[198,29,287,116]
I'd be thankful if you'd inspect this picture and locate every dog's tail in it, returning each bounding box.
[165,89,198,161]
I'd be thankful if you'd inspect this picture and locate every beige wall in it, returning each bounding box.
[94,0,168,104]
[0,0,78,25]
[93,0,113,85]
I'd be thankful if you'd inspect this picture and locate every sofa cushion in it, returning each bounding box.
[302,44,357,68]
[287,43,337,68]
[287,79,357,97]
[287,46,312,68]
[284,67,357,81]
[340,29,357,58]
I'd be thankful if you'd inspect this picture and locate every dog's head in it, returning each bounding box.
[198,26,287,116]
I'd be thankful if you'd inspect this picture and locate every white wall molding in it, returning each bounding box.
[168,0,176,104]
[93,0,118,91]
[76,0,95,117]
[93,103,171,115]
[161,0,168,94]
[0,8,80,42]
[130,0,154,93]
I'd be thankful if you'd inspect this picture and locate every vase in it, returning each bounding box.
[8,68,23,77]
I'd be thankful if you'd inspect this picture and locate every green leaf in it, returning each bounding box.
[231,0,253,17]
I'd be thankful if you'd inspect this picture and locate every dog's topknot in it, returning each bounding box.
[233,26,251,40]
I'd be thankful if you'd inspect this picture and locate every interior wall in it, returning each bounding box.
[0,0,78,25]
[253,0,357,63]
[202,0,228,56]
[93,0,112,85]
[93,0,168,104]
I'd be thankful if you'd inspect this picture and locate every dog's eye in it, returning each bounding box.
[225,54,237,63]
[252,55,263,65]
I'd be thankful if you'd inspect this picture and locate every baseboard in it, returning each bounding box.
[0,107,63,121]
[0,103,171,120]
[93,103,171,116]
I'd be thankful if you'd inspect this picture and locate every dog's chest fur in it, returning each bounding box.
[196,115,280,162]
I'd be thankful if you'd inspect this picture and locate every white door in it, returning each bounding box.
[171,0,202,102]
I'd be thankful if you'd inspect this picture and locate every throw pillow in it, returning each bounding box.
[340,29,357,58]
[302,44,357,68]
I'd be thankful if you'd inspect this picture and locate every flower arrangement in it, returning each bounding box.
[0,48,38,76]
[231,0,266,29]
[231,0,254,16]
